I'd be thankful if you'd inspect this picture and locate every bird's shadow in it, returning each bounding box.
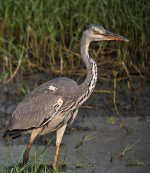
[6,163,67,173]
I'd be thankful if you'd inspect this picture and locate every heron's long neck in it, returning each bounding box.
[76,35,97,106]
[81,35,97,84]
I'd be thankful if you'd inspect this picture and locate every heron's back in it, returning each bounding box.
[7,77,79,132]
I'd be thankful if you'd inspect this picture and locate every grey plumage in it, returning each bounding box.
[8,77,78,131]
[3,24,128,172]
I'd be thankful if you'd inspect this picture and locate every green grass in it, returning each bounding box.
[0,142,67,173]
[0,163,67,173]
[0,139,91,173]
[0,0,149,83]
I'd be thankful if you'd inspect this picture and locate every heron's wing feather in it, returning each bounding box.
[8,85,63,130]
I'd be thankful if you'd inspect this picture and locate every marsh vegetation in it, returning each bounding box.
[0,0,149,85]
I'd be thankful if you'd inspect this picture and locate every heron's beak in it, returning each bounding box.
[102,31,129,42]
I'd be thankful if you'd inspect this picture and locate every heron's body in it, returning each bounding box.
[8,77,79,133]
[3,24,128,173]
[8,57,97,135]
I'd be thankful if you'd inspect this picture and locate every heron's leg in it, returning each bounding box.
[23,127,42,165]
[53,124,67,173]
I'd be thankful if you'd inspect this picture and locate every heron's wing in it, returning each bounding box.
[8,84,63,130]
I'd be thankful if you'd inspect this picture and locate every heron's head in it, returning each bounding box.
[83,24,128,42]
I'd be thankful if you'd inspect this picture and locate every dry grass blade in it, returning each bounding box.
[120,61,131,89]
[119,139,140,159]
[94,89,112,94]
[113,70,120,115]
[0,47,24,87]
[75,132,97,149]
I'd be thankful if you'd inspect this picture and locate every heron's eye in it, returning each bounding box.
[93,29,100,35]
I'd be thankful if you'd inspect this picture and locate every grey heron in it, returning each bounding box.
[3,24,128,173]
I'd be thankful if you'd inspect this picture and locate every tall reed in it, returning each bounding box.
[0,0,149,82]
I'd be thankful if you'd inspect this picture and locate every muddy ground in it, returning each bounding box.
[0,73,150,173]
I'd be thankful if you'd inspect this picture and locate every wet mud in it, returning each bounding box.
[0,73,150,173]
